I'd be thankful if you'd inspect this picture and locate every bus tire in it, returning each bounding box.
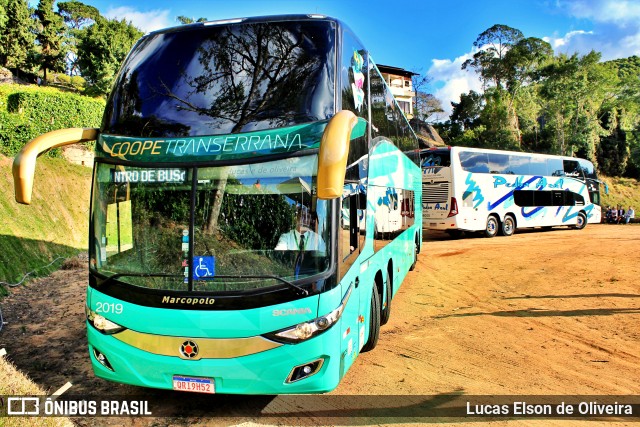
[485,215,499,238]
[574,212,587,230]
[409,239,418,271]
[381,266,392,325]
[501,215,515,237]
[361,285,380,352]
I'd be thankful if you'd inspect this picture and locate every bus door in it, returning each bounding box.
[338,188,367,376]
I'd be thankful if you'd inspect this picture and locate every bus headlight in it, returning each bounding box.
[86,307,126,335]
[263,285,352,344]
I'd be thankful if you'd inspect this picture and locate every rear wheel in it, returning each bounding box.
[574,212,587,230]
[409,240,418,271]
[485,215,499,238]
[501,215,515,237]
[361,286,380,352]
[380,268,392,325]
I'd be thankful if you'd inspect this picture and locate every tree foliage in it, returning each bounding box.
[176,16,208,25]
[57,1,99,29]
[76,17,143,96]
[34,0,67,82]
[0,0,36,75]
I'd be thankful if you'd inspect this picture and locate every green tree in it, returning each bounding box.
[176,16,208,24]
[0,0,8,33]
[539,51,618,161]
[34,0,67,83]
[57,1,100,75]
[462,24,524,90]
[450,90,483,131]
[58,1,99,29]
[0,0,36,77]
[76,17,143,96]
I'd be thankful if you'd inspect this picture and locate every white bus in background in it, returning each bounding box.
[420,146,602,237]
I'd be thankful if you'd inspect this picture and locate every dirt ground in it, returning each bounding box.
[1,223,639,426]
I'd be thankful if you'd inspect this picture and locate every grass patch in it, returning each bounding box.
[0,155,91,294]
[0,356,73,426]
[600,175,640,210]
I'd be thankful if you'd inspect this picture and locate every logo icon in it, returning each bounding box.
[180,340,199,359]
[193,256,215,280]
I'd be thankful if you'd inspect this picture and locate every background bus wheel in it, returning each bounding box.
[361,286,380,352]
[485,215,499,238]
[574,212,587,230]
[501,215,515,237]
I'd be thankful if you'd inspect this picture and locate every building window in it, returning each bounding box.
[398,100,411,115]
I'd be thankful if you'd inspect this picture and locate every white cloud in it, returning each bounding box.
[543,30,593,49]
[554,0,640,60]
[564,0,640,24]
[104,7,173,33]
[427,52,483,117]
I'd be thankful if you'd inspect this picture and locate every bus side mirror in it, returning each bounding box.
[13,127,99,205]
[317,110,358,200]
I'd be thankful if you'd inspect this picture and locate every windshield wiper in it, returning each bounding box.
[211,274,309,296]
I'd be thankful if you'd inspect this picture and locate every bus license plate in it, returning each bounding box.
[172,375,215,394]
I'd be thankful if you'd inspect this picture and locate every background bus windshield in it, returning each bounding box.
[90,156,331,292]
[102,19,336,137]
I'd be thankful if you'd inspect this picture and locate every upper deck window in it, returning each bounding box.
[102,20,336,138]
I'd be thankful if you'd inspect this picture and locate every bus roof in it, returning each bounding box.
[145,14,346,37]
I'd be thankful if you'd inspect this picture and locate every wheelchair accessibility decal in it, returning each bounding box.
[193,256,215,280]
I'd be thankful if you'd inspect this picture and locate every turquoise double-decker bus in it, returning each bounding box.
[13,15,422,394]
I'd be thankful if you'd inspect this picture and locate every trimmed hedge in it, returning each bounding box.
[0,85,105,156]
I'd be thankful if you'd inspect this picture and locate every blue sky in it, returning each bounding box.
[65,0,640,117]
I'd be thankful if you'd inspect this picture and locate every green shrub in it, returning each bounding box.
[0,85,105,156]
[70,75,86,91]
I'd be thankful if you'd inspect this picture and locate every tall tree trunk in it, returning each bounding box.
[204,169,228,235]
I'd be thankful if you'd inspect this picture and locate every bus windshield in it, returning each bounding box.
[90,156,331,292]
[102,19,336,137]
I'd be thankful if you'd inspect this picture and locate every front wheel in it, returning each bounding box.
[574,212,587,230]
[501,215,515,237]
[361,286,380,352]
[485,215,499,238]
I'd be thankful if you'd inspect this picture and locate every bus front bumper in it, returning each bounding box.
[87,322,343,394]
[423,216,460,231]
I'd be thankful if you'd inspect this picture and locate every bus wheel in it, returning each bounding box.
[501,215,515,237]
[361,286,381,352]
[381,267,392,325]
[409,240,418,271]
[485,215,499,238]
[574,212,587,230]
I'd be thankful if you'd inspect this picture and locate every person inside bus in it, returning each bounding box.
[275,209,326,253]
